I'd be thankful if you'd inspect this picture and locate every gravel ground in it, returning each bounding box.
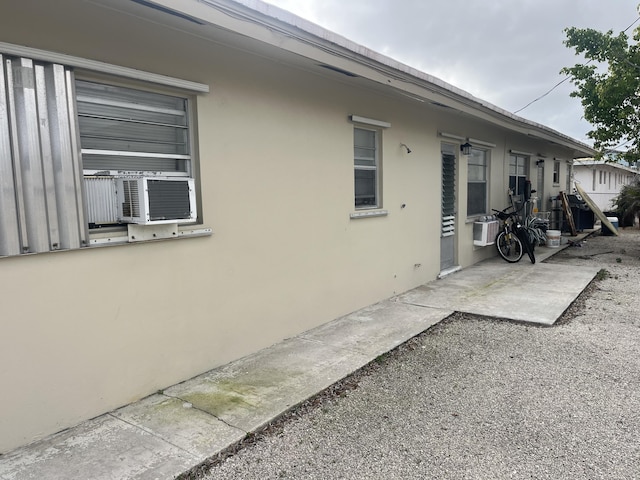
[190,228,640,480]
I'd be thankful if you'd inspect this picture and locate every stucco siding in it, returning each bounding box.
[0,0,594,453]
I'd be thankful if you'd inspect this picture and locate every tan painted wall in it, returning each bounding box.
[0,0,584,452]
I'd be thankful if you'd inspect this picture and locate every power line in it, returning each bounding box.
[513,76,572,114]
[514,15,640,114]
[609,138,634,152]
[622,15,640,33]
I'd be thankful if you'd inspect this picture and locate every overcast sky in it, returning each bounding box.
[263,0,639,146]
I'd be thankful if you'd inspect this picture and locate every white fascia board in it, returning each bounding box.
[133,1,594,155]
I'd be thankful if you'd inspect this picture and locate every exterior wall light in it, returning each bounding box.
[460,142,472,155]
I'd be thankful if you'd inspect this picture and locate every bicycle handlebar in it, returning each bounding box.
[492,201,526,220]
[492,207,520,221]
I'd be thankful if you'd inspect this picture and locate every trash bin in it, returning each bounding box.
[569,194,594,231]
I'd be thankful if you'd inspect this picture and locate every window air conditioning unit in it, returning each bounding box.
[116,177,197,225]
[473,220,499,246]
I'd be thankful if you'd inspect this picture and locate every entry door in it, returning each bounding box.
[440,144,457,271]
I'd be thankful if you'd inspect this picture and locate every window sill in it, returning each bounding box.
[89,224,213,247]
[350,210,389,219]
[466,215,490,224]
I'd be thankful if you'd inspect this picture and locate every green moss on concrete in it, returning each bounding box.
[180,379,261,416]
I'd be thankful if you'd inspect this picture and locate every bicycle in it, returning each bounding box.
[492,206,536,264]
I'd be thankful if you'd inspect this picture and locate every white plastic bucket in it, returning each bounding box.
[546,229,561,248]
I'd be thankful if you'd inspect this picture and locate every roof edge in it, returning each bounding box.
[221,0,595,155]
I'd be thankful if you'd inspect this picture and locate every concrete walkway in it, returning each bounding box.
[0,233,599,480]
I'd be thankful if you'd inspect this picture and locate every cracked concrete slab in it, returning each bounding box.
[162,301,452,436]
[397,261,599,325]
[163,336,374,433]
[112,394,246,461]
[0,414,197,480]
[299,300,452,357]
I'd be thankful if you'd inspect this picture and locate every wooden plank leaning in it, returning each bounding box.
[560,191,578,236]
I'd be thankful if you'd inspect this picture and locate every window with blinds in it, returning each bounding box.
[509,154,529,200]
[553,160,560,185]
[467,148,488,216]
[354,127,380,209]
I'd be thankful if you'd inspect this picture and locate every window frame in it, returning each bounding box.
[353,125,382,210]
[553,160,560,185]
[509,154,529,199]
[75,75,201,229]
[0,45,208,258]
[467,147,489,217]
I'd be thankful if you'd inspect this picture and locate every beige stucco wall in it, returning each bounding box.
[0,0,585,452]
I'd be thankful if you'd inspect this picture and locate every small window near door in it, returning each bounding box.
[467,148,488,216]
[553,160,560,185]
[509,154,529,200]
[354,127,380,209]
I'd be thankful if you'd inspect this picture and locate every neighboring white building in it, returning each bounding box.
[573,159,638,212]
[0,0,595,453]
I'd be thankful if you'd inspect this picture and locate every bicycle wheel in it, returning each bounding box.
[518,230,536,264]
[495,230,524,263]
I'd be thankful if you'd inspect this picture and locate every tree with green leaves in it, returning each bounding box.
[613,177,640,226]
[562,17,640,163]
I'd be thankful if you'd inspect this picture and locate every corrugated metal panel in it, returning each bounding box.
[0,54,21,256]
[0,55,87,257]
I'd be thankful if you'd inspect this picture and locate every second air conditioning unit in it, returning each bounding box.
[473,220,499,246]
[117,177,197,225]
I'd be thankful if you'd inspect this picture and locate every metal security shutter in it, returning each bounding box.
[76,80,190,174]
[441,152,456,237]
[0,55,87,256]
